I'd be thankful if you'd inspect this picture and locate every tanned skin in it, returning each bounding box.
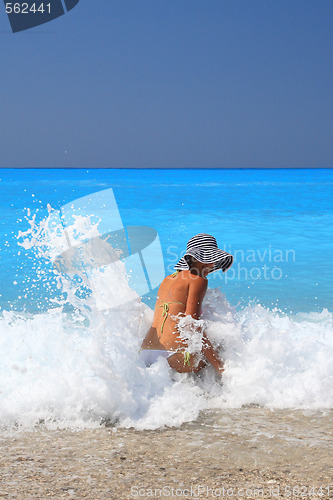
[141,257,224,375]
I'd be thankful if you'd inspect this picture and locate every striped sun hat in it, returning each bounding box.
[174,233,234,274]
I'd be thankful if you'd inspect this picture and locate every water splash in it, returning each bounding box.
[0,210,332,432]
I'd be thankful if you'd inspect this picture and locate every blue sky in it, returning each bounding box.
[1,0,332,168]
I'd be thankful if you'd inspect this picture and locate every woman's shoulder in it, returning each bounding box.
[169,270,208,287]
[165,270,192,280]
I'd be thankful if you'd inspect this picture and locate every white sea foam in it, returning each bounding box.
[0,211,332,432]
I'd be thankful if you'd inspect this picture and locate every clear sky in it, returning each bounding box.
[1,0,332,168]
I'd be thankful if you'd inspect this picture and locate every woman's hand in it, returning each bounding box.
[217,363,225,375]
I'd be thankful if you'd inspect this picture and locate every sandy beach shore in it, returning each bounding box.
[0,408,332,499]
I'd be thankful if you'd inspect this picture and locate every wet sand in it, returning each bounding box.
[0,408,332,499]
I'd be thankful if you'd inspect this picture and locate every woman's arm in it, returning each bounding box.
[186,276,224,374]
[185,275,207,319]
[201,333,225,374]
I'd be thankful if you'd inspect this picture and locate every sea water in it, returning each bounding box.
[0,168,332,430]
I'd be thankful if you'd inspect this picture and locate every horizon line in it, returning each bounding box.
[0,166,332,170]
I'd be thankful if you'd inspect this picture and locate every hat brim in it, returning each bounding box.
[174,248,233,274]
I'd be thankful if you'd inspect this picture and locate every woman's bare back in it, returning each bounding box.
[141,270,205,351]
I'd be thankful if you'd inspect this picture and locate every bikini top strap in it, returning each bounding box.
[171,270,180,278]
[158,299,185,333]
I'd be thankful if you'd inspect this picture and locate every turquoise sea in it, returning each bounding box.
[1,168,332,313]
[0,168,332,430]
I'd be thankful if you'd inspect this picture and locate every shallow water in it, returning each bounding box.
[0,168,332,431]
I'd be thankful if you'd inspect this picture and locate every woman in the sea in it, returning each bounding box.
[140,234,234,375]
